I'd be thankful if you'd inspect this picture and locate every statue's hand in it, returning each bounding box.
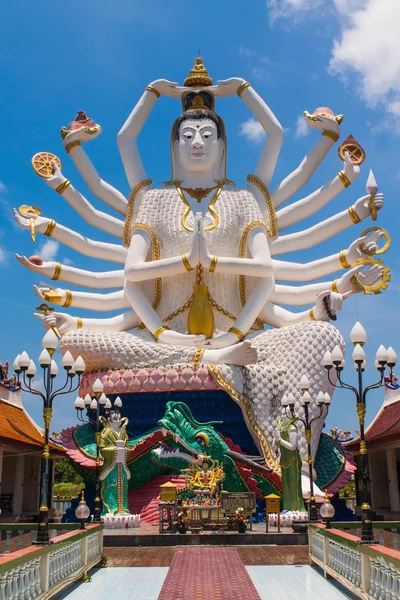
[314,290,350,321]
[196,213,212,269]
[158,330,206,347]
[345,230,383,266]
[342,151,360,183]
[304,112,340,135]
[34,285,66,306]
[13,209,49,234]
[45,160,66,191]
[62,125,102,146]
[353,192,384,221]
[211,78,246,98]
[149,79,181,98]
[33,311,75,334]
[337,264,384,294]
[203,332,238,349]
[274,429,281,443]
[15,254,55,278]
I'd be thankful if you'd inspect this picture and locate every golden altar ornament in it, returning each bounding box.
[359,227,390,255]
[352,257,391,295]
[18,205,42,243]
[31,152,62,178]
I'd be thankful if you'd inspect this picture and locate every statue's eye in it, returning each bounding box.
[183,132,194,140]
[202,131,212,139]
[194,432,209,447]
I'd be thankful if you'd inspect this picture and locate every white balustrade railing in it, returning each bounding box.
[309,524,400,600]
[0,524,102,600]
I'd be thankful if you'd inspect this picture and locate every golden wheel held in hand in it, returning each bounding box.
[31,152,62,178]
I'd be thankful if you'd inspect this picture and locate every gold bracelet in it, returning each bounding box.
[322,130,339,142]
[182,253,194,272]
[145,85,161,99]
[332,280,339,293]
[192,347,205,367]
[153,325,170,341]
[338,170,351,188]
[228,326,245,341]
[55,180,71,195]
[309,308,316,321]
[209,255,218,273]
[44,220,56,237]
[63,290,73,308]
[76,317,83,329]
[348,205,361,224]
[52,262,61,281]
[237,82,251,98]
[339,250,351,269]
[65,140,81,154]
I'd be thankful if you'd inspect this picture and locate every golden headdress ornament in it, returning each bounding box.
[184,57,213,87]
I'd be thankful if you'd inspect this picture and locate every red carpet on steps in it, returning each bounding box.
[128,475,186,523]
[158,547,261,600]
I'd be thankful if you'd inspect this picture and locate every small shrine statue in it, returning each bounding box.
[99,407,131,516]
[275,418,306,513]
[182,453,225,497]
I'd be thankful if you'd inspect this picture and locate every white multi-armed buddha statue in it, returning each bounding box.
[14,58,388,480]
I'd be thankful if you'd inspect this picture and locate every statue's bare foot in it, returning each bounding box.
[204,341,258,366]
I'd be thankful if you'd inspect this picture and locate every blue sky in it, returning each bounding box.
[0,0,399,440]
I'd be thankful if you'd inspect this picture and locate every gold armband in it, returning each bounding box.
[331,280,339,293]
[55,179,71,195]
[338,170,351,188]
[339,250,351,269]
[237,82,251,97]
[153,325,170,341]
[209,255,218,273]
[191,347,205,367]
[52,262,61,281]
[309,308,316,321]
[228,326,245,341]
[63,290,73,308]
[182,253,194,272]
[65,140,81,154]
[76,317,83,330]
[44,220,56,237]
[145,85,161,99]
[348,205,361,224]
[322,130,339,142]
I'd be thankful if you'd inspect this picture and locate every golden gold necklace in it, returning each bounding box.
[180,185,218,203]
[175,181,224,232]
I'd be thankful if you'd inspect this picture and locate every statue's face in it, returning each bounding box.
[177,119,222,173]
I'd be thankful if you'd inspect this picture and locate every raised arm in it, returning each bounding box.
[35,309,140,334]
[117,79,179,189]
[15,255,124,289]
[276,153,360,231]
[61,121,128,216]
[271,113,341,209]
[45,161,124,238]
[270,192,384,256]
[34,286,129,312]
[13,211,127,264]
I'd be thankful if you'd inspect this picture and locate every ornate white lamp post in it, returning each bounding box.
[75,490,91,530]
[281,376,331,522]
[13,330,85,544]
[74,383,123,523]
[322,321,397,543]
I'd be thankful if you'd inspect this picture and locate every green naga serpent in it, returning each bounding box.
[62,401,351,517]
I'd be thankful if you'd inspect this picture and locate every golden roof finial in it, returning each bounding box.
[184,57,213,87]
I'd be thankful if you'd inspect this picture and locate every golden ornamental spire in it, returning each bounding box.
[184,57,213,87]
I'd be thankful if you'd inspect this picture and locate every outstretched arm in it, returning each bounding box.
[273,230,383,281]
[276,153,360,231]
[270,192,384,256]
[15,255,124,289]
[45,162,124,238]
[117,79,179,189]
[13,211,127,264]
[271,113,341,209]
[34,286,129,312]
[62,126,128,216]
[35,310,140,333]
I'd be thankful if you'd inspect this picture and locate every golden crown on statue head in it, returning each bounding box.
[182,57,216,114]
[184,57,213,87]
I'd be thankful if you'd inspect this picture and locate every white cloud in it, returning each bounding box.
[239,119,266,144]
[0,181,6,192]
[266,0,323,21]
[0,247,7,264]
[39,240,59,262]
[294,115,309,139]
[63,257,74,266]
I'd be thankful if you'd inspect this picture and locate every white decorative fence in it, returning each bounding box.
[0,524,102,599]
[309,523,400,600]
